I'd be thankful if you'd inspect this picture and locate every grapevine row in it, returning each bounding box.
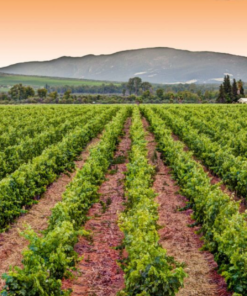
[0,106,119,232]
[166,106,247,157]
[154,107,247,197]
[0,108,100,180]
[142,106,247,295]
[1,107,130,296]
[0,107,94,150]
[118,107,186,296]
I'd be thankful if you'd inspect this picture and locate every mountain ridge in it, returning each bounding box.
[1,47,247,84]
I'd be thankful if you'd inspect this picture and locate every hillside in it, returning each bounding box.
[1,47,247,84]
[0,73,120,91]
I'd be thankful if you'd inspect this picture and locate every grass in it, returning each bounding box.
[0,73,121,91]
[0,87,10,92]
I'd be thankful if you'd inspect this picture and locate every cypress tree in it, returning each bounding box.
[241,87,245,96]
[232,79,238,102]
[217,84,225,103]
[223,75,232,103]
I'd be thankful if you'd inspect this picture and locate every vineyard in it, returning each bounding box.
[0,104,247,296]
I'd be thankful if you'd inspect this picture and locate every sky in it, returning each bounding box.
[0,0,247,67]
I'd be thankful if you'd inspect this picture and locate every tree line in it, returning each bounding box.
[217,75,245,103]
[0,76,246,104]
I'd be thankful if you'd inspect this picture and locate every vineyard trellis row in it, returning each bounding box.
[0,104,247,296]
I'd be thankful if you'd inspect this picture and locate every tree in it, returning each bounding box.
[37,88,48,98]
[169,93,174,103]
[141,81,152,92]
[156,88,164,99]
[127,78,134,95]
[49,91,58,99]
[217,84,225,103]
[128,94,136,102]
[204,90,211,100]
[223,75,232,102]
[8,84,35,100]
[133,77,142,95]
[142,90,152,100]
[9,84,26,100]
[177,94,184,103]
[25,86,35,98]
[232,79,238,102]
[44,84,50,91]
[64,89,72,100]
[127,77,142,95]
[237,80,245,96]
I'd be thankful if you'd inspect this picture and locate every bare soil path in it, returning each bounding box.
[143,118,231,296]
[0,135,101,289]
[62,119,131,296]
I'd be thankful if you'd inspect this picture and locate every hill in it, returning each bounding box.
[1,47,247,84]
[0,73,120,92]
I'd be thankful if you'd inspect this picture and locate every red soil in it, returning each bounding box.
[62,119,131,296]
[143,118,231,296]
[0,136,101,290]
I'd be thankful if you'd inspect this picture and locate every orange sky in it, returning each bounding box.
[0,0,247,67]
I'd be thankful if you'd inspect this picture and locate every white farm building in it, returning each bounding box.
[238,98,247,104]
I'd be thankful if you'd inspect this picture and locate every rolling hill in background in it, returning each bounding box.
[1,47,247,84]
[0,73,120,89]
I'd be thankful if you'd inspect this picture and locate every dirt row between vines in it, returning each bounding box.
[62,118,131,296]
[142,118,231,296]
[63,117,231,296]
[0,114,233,295]
[0,134,102,290]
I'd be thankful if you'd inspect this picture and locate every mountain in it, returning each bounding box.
[1,47,247,84]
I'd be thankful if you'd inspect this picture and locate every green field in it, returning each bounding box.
[1,105,247,295]
[0,73,120,92]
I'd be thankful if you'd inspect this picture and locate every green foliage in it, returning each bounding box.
[156,88,164,99]
[232,79,238,102]
[63,90,71,100]
[127,77,142,95]
[0,108,98,180]
[223,75,232,102]
[141,81,152,92]
[141,105,247,295]
[0,73,118,88]
[1,107,131,295]
[9,84,35,100]
[142,90,152,100]
[37,88,48,98]
[154,105,247,197]
[49,91,58,99]
[217,75,245,103]
[25,86,35,97]
[127,77,154,96]
[217,84,225,103]
[0,107,119,231]
[118,107,186,296]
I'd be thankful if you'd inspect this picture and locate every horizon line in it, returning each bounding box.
[1,46,247,69]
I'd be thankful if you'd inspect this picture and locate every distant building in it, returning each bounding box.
[238,98,247,104]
